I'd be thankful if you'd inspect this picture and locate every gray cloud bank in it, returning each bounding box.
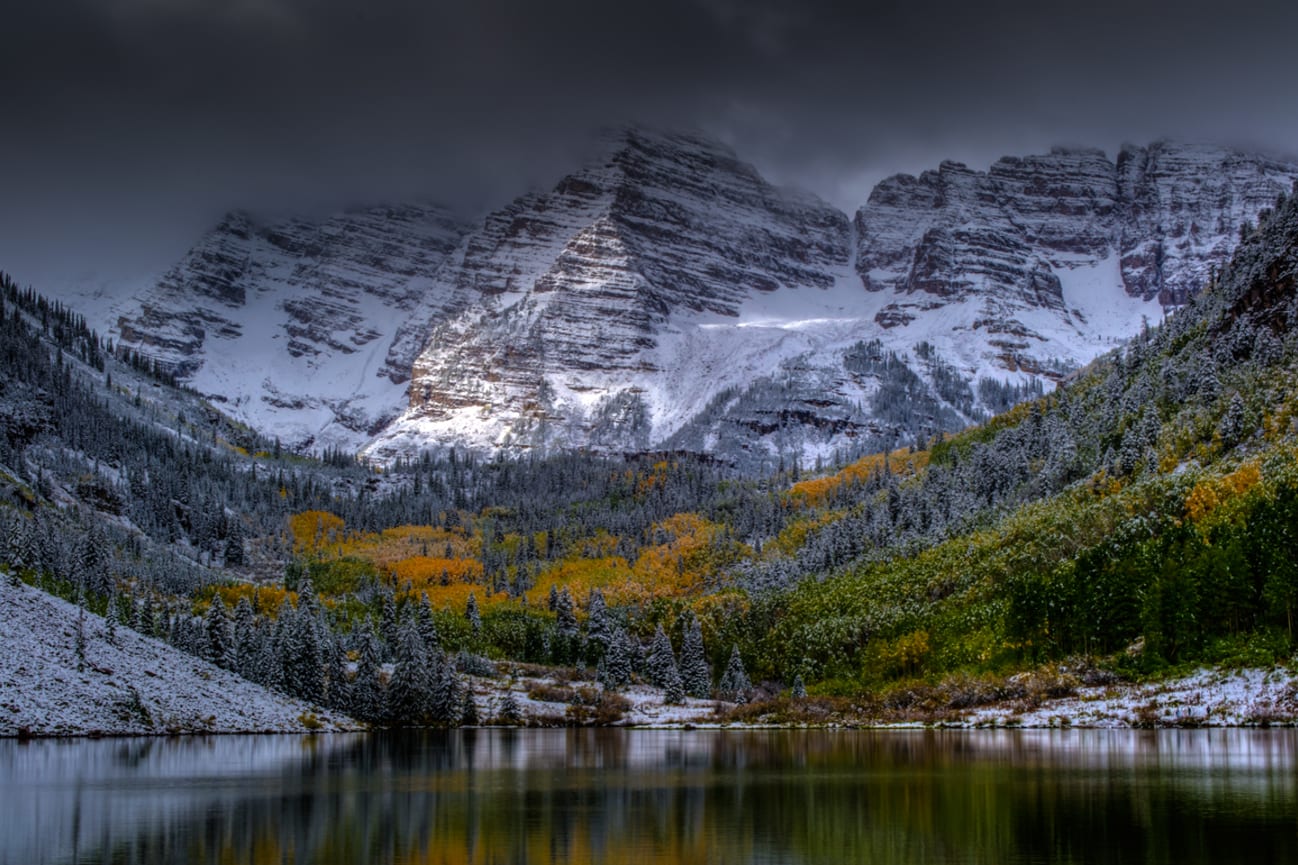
[2,0,1297,282]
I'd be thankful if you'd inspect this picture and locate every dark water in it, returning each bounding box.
[1,729,1295,864]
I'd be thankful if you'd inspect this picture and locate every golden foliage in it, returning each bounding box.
[1185,460,1262,525]
[787,447,928,508]
[288,510,346,554]
[390,555,484,588]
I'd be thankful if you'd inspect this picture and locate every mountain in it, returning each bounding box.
[373,134,1297,465]
[114,203,469,451]
[107,131,1298,467]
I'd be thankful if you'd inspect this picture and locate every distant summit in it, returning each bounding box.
[104,132,1298,468]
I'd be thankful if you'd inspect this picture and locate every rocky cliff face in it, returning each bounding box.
[108,132,1297,468]
[371,129,852,458]
[369,136,1296,466]
[854,143,1297,368]
[114,203,467,450]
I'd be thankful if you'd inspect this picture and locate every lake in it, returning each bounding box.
[1,729,1295,864]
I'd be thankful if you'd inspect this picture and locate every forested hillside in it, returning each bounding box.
[3,178,1298,727]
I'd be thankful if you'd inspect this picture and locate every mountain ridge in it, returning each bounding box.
[100,132,1298,466]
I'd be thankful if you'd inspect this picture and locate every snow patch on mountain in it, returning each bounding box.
[112,204,469,452]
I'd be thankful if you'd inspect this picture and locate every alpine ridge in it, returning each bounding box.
[115,203,469,451]
[107,131,1298,468]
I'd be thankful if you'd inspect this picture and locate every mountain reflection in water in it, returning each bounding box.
[1,729,1295,865]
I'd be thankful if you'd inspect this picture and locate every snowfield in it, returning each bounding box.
[0,580,356,737]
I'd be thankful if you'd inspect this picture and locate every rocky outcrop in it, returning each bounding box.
[114,203,468,450]
[855,142,1296,318]
[375,128,852,456]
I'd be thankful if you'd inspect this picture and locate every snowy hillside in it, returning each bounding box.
[0,579,355,736]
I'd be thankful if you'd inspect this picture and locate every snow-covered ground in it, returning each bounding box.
[0,580,355,736]
[960,666,1298,728]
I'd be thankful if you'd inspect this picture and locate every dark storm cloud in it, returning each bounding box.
[3,0,1297,282]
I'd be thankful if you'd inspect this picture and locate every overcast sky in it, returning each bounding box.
[3,0,1298,285]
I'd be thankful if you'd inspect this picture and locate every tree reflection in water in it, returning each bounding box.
[1,729,1295,864]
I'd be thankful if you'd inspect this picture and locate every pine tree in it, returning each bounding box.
[661,657,685,705]
[205,594,231,668]
[430,654,461,725]
[586,588,611,651]
[646,625,679,689]
[1220,392,1248,447]
[416,593,440,653]
[324,634,350,710]
[678,613,711,698]
[598,628,632,691]
[497,688,523,725]
[460,688,480,726]
[718,645,751,704]
[231,597,257,679]
[224,519,245,567]
[105,581,119,646]
[465,592,482,635]
[350,627,384,723]
[74,604,87,672]
[555,587,577,636]
[380,590,399,658]
[387,620,433,725]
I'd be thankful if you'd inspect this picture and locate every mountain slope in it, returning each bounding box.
[0,580,354,735]
[747,177,1298,691]
[114,203,469,451]
[374,135,1296,466]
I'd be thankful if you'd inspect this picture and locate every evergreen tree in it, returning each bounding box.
[792,675,807,699]
[460,688,480,726]
[718,645,751,704]
[1220,392,1248,447]
[231,597,257,679]
[386,620,432,725]
[465,592,482,635]
[350,627,384,723]
[678,613,711,698]
[74,606,87,672]
[661,656,685,704]
[324,634,350,710]
[497,688,523,725]
[224,519,245,566]
[597,628,632,691]
[380,590,399,657]
[645,625,679,689]
[586,588,611,652]
[105,581,119,646]
[555,587,578,636]
[416,593,440,653]
[205,594,231,668]
[430,654,461,725]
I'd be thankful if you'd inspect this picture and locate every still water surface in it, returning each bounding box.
[1,729,1295,864]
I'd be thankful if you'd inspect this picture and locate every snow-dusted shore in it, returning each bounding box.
[463,662,1298,731]
[0,581,356,737]
[4,576,1294,738]
[958,666,1298,729]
